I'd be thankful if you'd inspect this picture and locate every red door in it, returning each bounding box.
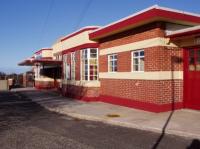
[184,48,200,110]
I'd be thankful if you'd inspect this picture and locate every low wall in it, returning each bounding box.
[0,80,8,91]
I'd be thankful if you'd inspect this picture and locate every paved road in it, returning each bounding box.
[0,90,199,149]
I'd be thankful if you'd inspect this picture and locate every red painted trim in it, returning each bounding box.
[89,8,200,40]
[61,92,183,112]
[61,27,99,42]
[62,43,99,55]
[35,48,52,54]
[34,59,62,63]
[40,57,53,60]
[97,95,183,113]
[168,29,200,38]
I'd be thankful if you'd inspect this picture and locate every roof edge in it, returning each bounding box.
[60,26,100,42]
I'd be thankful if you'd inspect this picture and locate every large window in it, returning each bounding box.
[81,48,98,81]
[132,50,144,71]
[71,52,76,80]
[63,54,70,80]
[108,54,117,72]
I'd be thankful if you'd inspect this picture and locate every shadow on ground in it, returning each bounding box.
[0,90,199,149]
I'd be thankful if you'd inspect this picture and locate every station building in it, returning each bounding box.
[19,5,200,112]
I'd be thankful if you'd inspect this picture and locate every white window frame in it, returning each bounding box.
[81,48,98,81]
[132,50,144,72]
[108,54,118,72]
[63,54,70,80]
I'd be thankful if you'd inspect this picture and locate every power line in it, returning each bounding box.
[73,0,93,30]
[38,0,55,47]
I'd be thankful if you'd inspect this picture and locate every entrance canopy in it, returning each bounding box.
[18,58,62,67]
[167,25,200,47]
[167,25,200,38]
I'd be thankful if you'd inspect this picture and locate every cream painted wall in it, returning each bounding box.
[42,50,52,58]
[52,41,62,58]
[99,71,183,80]
[52,30,96,57]
[62,80,100,87]
[100,37,178,55]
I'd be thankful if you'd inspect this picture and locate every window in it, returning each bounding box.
[63,54,70,80]
[132,50,144,71]
[55,54,62,61]
[108,54,117,72]
[71,52,76,80]
[188,49,200,71]
[81,48,98,81]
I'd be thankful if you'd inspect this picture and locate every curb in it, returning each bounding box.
[40,104,200,139]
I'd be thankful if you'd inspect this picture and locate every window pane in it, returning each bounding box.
[189,49,195,71]
[114,60,117,66]
[110,55,114,61]
[134,58,138,64]
[196,50,200,71]
[90,59,97,65]
[134,52,139,57]
[114,66,117,71]
[140,51,144,56]
[140,65,144,71]
[134,65,139,71]
[140,57,144,66]
[85,76,88,80]
[90,49,97,58]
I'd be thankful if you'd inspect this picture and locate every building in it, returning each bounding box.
[19,5,200,112]
[19,48,62,89]
[55,26,100,100]
[89,5,200,112]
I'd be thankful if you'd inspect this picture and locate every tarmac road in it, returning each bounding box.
[0,91,199,149]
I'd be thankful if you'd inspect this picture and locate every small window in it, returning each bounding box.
[132,50,144,71]
[108,54,117,72]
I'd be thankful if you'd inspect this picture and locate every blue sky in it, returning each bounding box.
[0,0,200,74]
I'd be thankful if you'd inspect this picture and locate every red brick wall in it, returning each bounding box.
[97,22,184,107]
[100,79,183,104]
[99,22,165,49]
[99,46,183,72]
[99,55,108,72]
[145,46,183,71]
[35,81,54,89]
[62,84,99,98]
[118,51,132,72]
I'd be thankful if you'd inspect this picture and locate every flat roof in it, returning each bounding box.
[60,26,100,42]
[34,48,52,54]
[89,5,200,40]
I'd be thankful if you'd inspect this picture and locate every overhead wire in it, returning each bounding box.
[73,0,93,30]
[38,0,55,48]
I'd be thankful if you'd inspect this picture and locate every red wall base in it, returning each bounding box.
[97,95,183,113]
[35,81,55,90]
[62,93,183,113]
